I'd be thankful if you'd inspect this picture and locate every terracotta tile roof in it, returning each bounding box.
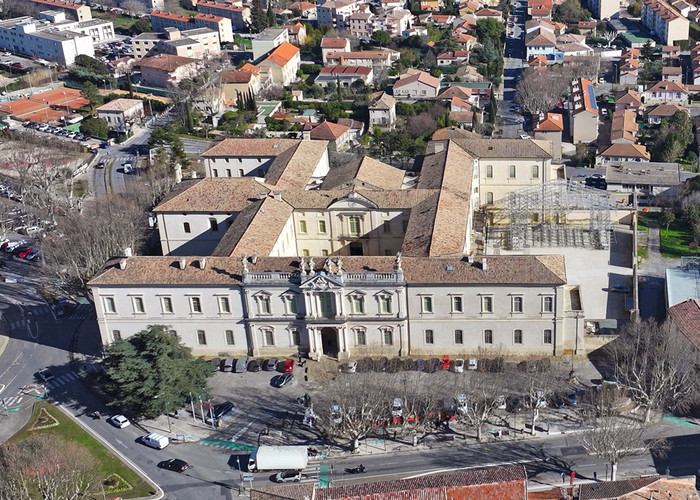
[151,10,192,21]
[669,299,700,349]
[321,156,405,190]
[97,98,143,112]
[319,66,372,76]
[451,138,553,159]
[309,121,350,140]
[600,143,650,159]
[648,104,687,116]
[529,54,547,66]
[431,127,481,139]
[137,54,199,71]
[578,21,596,28]
[280,189,434,210]
[154,177,271,212]
[474,7,501,15]
[30,0,84,11]
[570,77,597,116]
[264,41,299,67]
[610,109,638,142]
[450,96,472,110]
[288,1,316,10]
[239,63,261,75]
[615,89,642,106]
[662,66,683,75]
[394,71,441,90]
[534,112,564,132]
[327,51,393,61]
[369,92,396,110]
[321,37,349,48]
[642,0,681,21]
[196,1,249,13]
[194,13,226,21]
[646,81,688,94]
[201,138,300,158]
[264,140,329,189]
[221,70,254,83]
[438,86,473,99]
[526,28,557,47]
[579,477,659,500]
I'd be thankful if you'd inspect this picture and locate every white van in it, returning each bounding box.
[141,432,170,449]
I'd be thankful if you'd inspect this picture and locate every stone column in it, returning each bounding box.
[334,290,344,318]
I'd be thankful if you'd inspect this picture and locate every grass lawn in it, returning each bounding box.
[658,219,695,258]
[10,401,154,499]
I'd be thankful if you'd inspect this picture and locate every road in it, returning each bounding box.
[499,0,526,138]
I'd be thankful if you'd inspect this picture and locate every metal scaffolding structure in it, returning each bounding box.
[504,179,617,250]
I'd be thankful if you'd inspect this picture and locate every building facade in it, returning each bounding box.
[149,10,234,43]
[96,98,144,133]
[196,1,251,30]
[641,0,689,45]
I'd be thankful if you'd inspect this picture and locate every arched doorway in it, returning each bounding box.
[321,327,339,358]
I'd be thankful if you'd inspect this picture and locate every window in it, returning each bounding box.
[104,296,116,314]
[318,220,327,233]
[161,296,173,314]
[263,329,274,346]
[382,328,393,345]
[284,294,298,314]
[383,220,391,233]
[190,296,202,313]
[532,165,539,178]
[452,296,463,313]
[299,220,307,234]
[421,296,433,313]
[486,192,494,204]
[454,329,463,344]
[112,330,121,341]
[351,295,364,314]
[225,330,235,345]
[132,296,145,313]
[486,165,493,178]
[512,296,523,313]
[302,249,310,257]
[348,216,361,236]
[209,218,219,232]
[321,249,329,256]
[258,295,271,315]
[197,330,207,345]
[218,296,231,314]
[425,329,434,344]
[183,222,191,233]
[543,329,552,344]
[379,295,392,314]
[226,169,231,177]
[213,169,218,177]
[513,329,523,344]
[356,328,366,345]
[509,165,516,178]
[543,296,553,312]
[484,329,493,344]
[238,168,244,176]
[481,296,493,313]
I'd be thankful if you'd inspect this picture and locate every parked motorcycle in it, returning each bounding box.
[345,465,366,474]
[90,411,101,419]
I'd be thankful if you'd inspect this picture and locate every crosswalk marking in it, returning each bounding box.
[45,371,77,390]
[1,396,23,407]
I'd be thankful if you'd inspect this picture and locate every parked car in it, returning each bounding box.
[235,356,249,373]
[415,359,426,372]
[451,358,465,373]
[467,358,478,370]
[205,401,234,424]
[272,373,294,388]
[141,432,170,449]
[391,397,403,417]
[339,360,357,373]
[567,392,578,406]
[283,359,294,372]
[95,161,105,168]
[158,458,190,473]
[248,359,262,372]
[122,163,133,174]
[222,357,234,372]
[274,470,302,483]
[210,358,220,371]
[17,247,32,258]
[108,414,131,428]
[38,368,54,382]
[495,395,506,410]
[506,396,523,413]
[262,358,278,371]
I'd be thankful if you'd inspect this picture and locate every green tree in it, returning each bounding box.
[74,54,110,75]
[266,4,276,27]
[660,210,676,236]
[627,0,641,16]
[129,18,151,35]
[81,81,100,113]
[475,18,504,44]
[641,40,654,59]
[371,30,392,46]
[80,117,109,139]
[552,0,590,24]
[103,325,211,418]
[250,0,268,32]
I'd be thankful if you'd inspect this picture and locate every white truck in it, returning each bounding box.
[248,445,308,472]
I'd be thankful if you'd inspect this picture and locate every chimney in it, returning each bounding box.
[199,257,206,269]
[467,254,474,264]
[178,257,187,270]
[482,257,487,271]
[251,254,258,264]
[124,247,132,257]
[118,258,127,270]
[271,191,283,201]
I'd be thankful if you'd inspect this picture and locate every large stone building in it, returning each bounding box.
[641,0,689,45]
[88,137,590,361]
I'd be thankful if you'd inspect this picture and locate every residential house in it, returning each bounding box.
[195,1,251,31]
[374,8,413,36]
[599,143,651,162]
[671,0,692,16]
[348,11,374,39]
[610,109,638,143]
[337,118,365,142]
[614,89,642,112]
[252,27,289,61]
[287,1,317,20]
[576,20,597,34]
[107,56,135,77]
[369,92,397,128]
[473,8,503,21]
[618,55,640,85]
[661,44,680,61]
[453,32,477,50]
[533,112,563,160]
[325,50,397,68]
[430,14,455,25]
[524,18,565,35]
[641,0,689,45]
[437,51,470,65]
[525,28,556,60]
[393,71,441,99]
[317,0,360,29]
[308,121,352,151]
[221,70,261,104]
[669,298,700,349]
[200,138,303,178]
[320,37,350,63]
[662,66,683,83]
[282,22,307,45]
[257,41,300,87]
[646,103,687,124]
[569,78,599,144]
[438,85,478,106]
[643,81,688,105]
[419,0,443,11]
[315,66,373,87]
[131,28,220,60]
[529,0,553,18]
[450,81,492,99]
[96,98,144,133]
[137,54,201,87]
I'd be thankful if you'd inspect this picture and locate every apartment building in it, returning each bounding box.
[149,10,234,43]
[325,50,398,68]
[317,0,361,29]
[39,11,114,44]
[26,0,91,21]
[196,1,251,30]
[641,0,689,45]
[131,27,220,60]
[569,78,599,143]
[252,27,289,61]
[138,54,201,87]
[0,16,94,66]
[257,41,300,86]
[589,0,622,19]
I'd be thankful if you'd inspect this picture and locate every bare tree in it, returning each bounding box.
[120,0,147,16]
[603,30,618,46]
[452,372,504,441]
[259,85,285,101]
[606,319,700,423]
[516,69,567,116]
[516,359,569,436]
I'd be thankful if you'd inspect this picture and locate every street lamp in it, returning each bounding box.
[102,79,106,90]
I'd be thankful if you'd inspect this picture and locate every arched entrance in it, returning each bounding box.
[321,327,339,358]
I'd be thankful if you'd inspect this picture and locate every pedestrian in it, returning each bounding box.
[594,471,597,481]
[561,472,565,484]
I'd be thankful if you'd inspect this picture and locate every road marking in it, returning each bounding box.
[230,418,257,442]
[404,457,548,480]
[115,438,127,448]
